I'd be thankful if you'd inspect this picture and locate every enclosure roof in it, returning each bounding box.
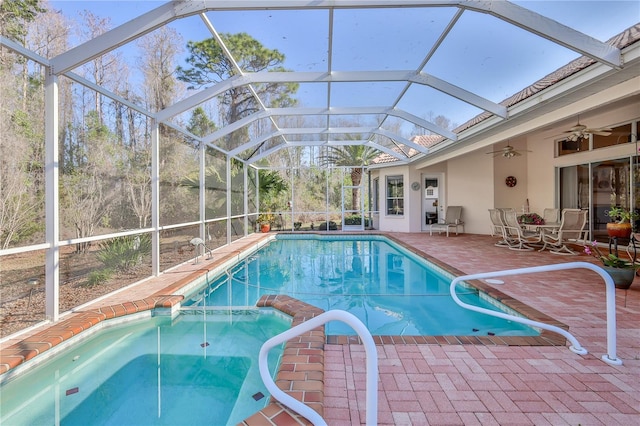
[4,1,640,165]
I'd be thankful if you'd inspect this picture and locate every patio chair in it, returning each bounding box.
[429,206,463,237]
[489,209,509,247]
[542,208,560,224]
[539,208,588,255]
[502,209,542,251]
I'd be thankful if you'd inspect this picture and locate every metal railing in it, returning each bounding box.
[449,261,622,366]
[258,310,378,426]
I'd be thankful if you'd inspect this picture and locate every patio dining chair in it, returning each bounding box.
[429,206,464,237]
[542,208,560,224]
[489,209,509,247]
[502,209,542,251]
[539,208,588,255]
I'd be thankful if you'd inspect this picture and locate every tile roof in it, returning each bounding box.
[372,134,441,164]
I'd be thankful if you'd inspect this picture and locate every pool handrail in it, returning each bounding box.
[449,261,622,366]
[258,309,378,426]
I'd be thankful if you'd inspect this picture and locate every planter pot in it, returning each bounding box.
[606,222,632,239]
[260,223,271,233]
[603,266,635,289]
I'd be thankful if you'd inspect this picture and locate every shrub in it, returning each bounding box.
[86,268,114,286]
[97,234,151,271]
[319,220,338,231]
[344,215,370,227]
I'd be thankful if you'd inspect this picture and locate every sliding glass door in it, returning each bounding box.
[559,158,635,243]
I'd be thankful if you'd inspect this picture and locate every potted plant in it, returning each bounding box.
[606,206,639,238]
[257,213,274,233]
[584,240,636,289]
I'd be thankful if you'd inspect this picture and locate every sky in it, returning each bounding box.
[46,0,640,136]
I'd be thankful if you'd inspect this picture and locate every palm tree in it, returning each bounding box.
[322,145,379,212]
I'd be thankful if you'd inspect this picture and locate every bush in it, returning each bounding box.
[319,220,338,231]
[97,234,151,271]
[344,215,370,227]
[86,268,114,286]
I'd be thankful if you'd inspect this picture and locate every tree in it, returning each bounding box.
[0,0,45,41]
[321,145,379,212]
[60,111,117,252]
[176,32,298,150]
[137,26,183,112]
[77,10,121,124]
[187,106,217,137]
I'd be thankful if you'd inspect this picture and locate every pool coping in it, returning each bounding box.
[0,232,571,425]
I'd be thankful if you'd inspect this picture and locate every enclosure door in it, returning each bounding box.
[342,171,365,231]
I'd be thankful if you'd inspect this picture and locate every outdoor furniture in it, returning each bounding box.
[539,208,588,254]
[502,209,542,250]
[543,208,560,224]
[429,206,463,237]
[489,209,509,247]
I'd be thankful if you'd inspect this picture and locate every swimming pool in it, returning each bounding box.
[184,235,539,336]
[0,309,290,426]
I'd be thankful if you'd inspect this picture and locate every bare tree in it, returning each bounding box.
[137,26,183,112]
[60,113,117,252]
[77,10,120,124]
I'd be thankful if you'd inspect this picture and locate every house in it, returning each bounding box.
[370,24,640,238]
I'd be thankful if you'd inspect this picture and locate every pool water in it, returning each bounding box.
[185,235,538,336]
[0,310,290,426]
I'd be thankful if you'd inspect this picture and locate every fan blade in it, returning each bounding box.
[486,150,506,154]
[588,130,612,136]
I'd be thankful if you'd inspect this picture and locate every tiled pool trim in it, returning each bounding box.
[0,232,571,425]
[0,295,183,377]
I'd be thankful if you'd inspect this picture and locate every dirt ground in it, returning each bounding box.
[0,242,197,338]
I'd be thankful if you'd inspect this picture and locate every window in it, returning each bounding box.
[557,122,635,156]
[557,137,589,156]
[593,123,633,149]
[386,175,404,215]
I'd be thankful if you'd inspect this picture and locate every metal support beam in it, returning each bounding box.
[151,120,160,276]
[44,69,59,321]
[226,155,232,243]
[199,141,206,243]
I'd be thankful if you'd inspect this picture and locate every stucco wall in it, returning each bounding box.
[446,151,495,235]
[493,138,530,212]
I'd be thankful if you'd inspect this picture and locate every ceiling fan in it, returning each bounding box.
[562,120,612,141]
[485,144,530,159]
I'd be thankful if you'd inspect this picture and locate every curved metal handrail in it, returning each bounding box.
[449,261,622,366]
[258,310,378,426]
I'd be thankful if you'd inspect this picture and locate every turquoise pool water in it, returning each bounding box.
[0,310,289,426]
[185,235,538,336]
